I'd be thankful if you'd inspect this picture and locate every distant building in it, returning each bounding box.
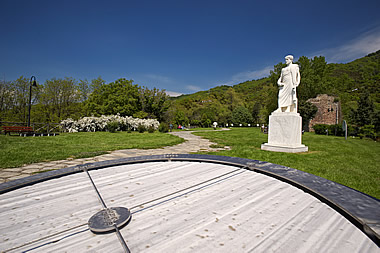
[307,94,342,132]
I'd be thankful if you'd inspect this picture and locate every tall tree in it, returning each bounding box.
[225,87,243,111]
[86,78,141,116]
[175,110,188,126]
[299,101,318,131]
[37,77,81,122]
[231,106,253,125]
[90,77,106,94]
[78,79,91,102]
[1,76,31,122]
[0,80,14,121]
[139,86,169,121]
[351,91,376,127]
[297,56,329,101]
[251,102,261,124]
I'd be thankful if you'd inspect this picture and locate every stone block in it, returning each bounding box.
[0,171,20,178]
[261,112,308,153]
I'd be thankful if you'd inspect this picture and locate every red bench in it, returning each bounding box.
[2,126,34,135]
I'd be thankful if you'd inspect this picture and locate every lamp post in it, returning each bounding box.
[27,76,37,127]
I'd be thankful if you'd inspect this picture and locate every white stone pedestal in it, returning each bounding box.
[261,111,308,153]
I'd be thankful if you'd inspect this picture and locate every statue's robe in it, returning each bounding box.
[278,64,300,108]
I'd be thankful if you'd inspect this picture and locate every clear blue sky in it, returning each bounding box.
[1,0,379,96]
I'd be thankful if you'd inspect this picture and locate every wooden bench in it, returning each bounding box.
[2,126,34,135]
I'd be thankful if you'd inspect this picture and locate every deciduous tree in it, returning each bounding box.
[37,77,81,122]
[231,106,253,125]
[86,78,141,116]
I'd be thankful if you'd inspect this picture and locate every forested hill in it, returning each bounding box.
[169,50,379,127]
[1,50,378,132]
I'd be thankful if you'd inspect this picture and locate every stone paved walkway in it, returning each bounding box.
[0,130,230,183]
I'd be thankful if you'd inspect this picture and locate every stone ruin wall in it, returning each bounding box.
[307,94,342,132]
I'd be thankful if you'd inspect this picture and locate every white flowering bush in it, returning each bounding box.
[60,115,160,133]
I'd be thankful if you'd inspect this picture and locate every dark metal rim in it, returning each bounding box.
[0,154,379,246]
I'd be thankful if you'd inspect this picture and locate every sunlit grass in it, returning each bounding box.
[0,131,184,168]
[193,128,380,199]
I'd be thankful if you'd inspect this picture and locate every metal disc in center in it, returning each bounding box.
[88,207,131,233]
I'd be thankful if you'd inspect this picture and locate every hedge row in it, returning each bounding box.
[313,124,377,140]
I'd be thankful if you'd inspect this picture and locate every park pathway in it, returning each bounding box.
[0,130,230,183]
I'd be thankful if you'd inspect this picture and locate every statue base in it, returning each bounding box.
[261,111,308,153]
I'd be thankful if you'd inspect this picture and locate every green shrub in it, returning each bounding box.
[313,124,329,135]
[138,124,146,133]
[348,125,358,136]
[191,119,200,127]
[314,124,346,136]
[158,123,169,133]
[107,121,119,133]
[328,124,345,137]
[148,125,155,133]
[358,125,376,140]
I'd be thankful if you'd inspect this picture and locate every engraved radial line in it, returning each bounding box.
[84,167,108,209]
[82,166,131,253]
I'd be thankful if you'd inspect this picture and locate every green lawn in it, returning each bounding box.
[0,132,184,168]
[193,128,380,199]
[1,128,379,199]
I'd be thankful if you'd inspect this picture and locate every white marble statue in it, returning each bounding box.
[277,55,300,113]
[261,54,307,153]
